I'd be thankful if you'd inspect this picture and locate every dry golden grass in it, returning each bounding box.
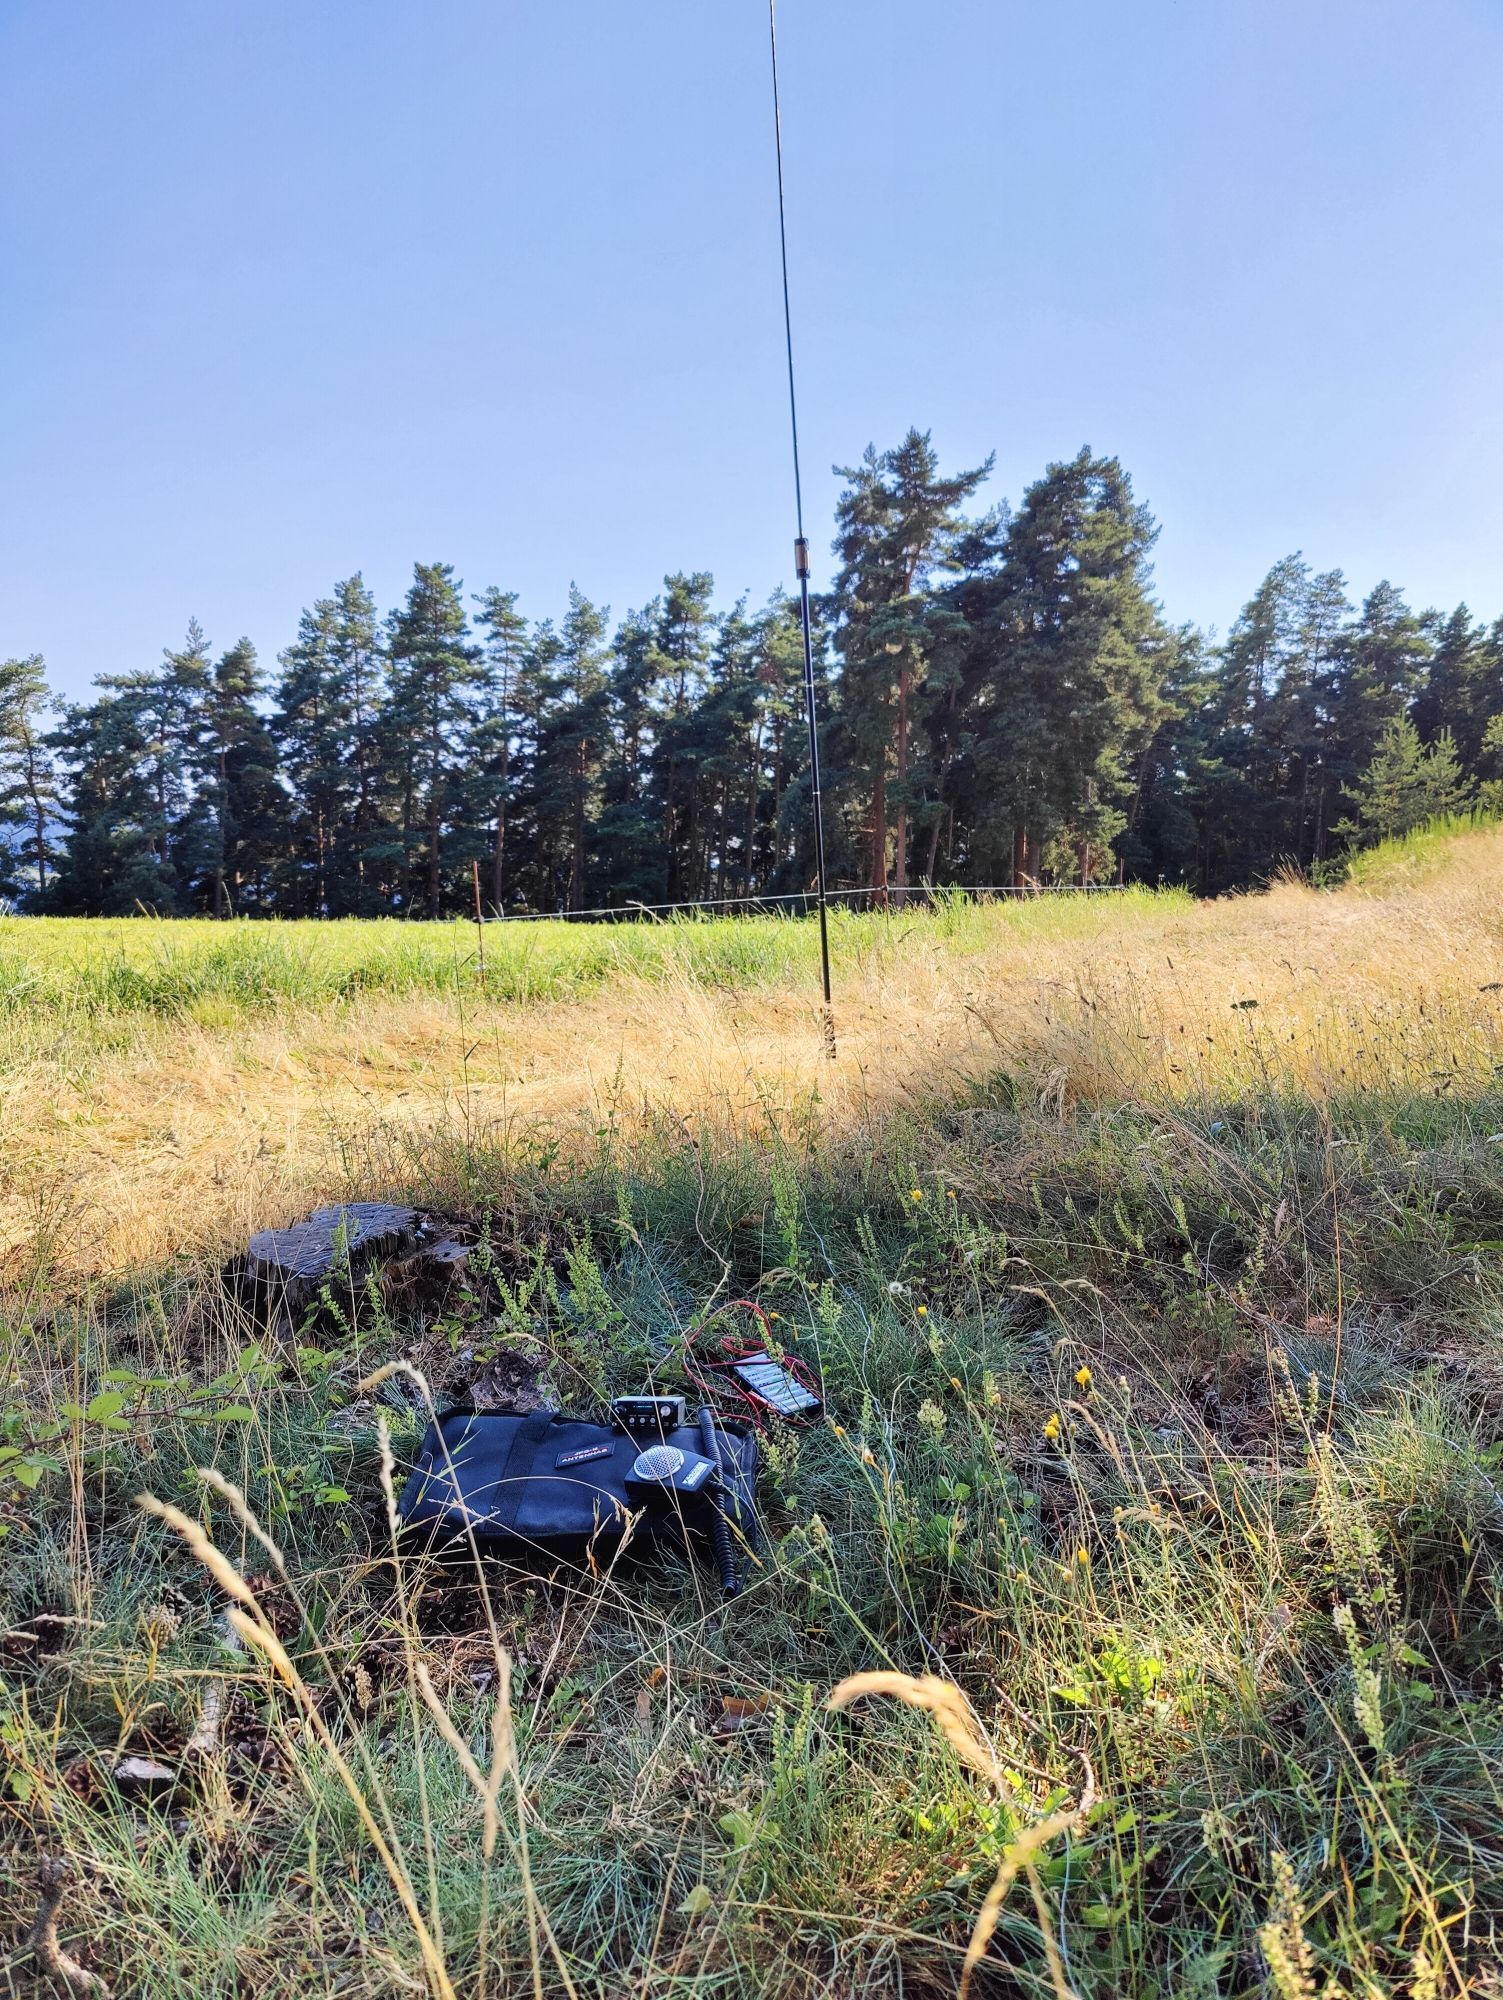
[4,833,1502,1287]
[7,829,1503,2000]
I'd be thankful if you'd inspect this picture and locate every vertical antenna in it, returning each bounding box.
[768,0,835,1054]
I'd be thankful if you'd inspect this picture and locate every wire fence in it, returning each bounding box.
[481,882,1128,923]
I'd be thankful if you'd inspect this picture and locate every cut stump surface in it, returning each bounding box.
[242,1203,419,1325]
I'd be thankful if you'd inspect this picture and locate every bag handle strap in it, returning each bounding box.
[492,1413,557,1533]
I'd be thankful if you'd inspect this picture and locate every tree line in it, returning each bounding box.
[2,431,1498,917]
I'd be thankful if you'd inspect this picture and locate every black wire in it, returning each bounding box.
[768,0,835,1028]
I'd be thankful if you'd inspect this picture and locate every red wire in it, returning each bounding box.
[677,1298,822,1432]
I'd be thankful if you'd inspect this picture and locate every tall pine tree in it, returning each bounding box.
[647,574,718,902]
[385,564,481,917]
[0,656,60,903]
[829,430,991,892]
[472,586,529,911]
[198,638,280,915]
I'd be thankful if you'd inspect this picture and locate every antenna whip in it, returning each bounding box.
[768,0,835,1054]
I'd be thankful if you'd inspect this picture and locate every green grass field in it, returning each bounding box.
[0,889,1170,1016]
[3,838,1503,1998]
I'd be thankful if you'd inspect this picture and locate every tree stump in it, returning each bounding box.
[241,1202,419,1329]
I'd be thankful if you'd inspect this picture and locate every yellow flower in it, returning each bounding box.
[1076,1546,1090,1566]
[832,1424,845,1438]
[916,1305,928,1318]
[909,1188,924,1203]
[1074,1365,1093,1390]
[1043,1412,1062,1442]
[948,1376,962,1391]
[769,1311,780,1321]
[946,1189,957,1199]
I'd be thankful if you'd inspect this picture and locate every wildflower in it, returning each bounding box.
[946,1189,957,1199]
[909,1188,924,1204]
[916,1304,928,1318]
[861,1447,876,1466]
[918,1399,946,1436]
[1076,1546,1090,1566]
[1074,1365,1093,1390]
[1043,1412,1062,1442]
[832,1424,845,1438]
[768,1311,780,1321]
[948,1375,962,1391]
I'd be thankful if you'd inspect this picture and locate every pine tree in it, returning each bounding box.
[717,597,768,895]
[829,430,991,892]
[1329,581,1432,785]
[906,506,1008,884]
[1218,555,1308,822]
[961,450,1170,884]
[1115,625,1217,885]
[512,617,564,907]
[385,564,481,917]
[1194,556,1327,886]
[1412,605,1502,774]
[330,575,387,910]
[472,587,529,911]
[681,596,758,899]
[547,588,611,912]
[275,598,348,914]
[89,622,214,911]
[595,604,663,906]
[1337,716,1472,843]
[0,656,61,903]
[1288,567,1351,866]
[1476,714,1503,812]
[199,638,280,914]
[752,591,816,891]
[647,574,718,901]
[47,691,167,914]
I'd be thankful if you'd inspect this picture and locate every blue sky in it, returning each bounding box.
[3,0,1501,700]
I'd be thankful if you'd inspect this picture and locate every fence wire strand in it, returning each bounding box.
[480,883,1127,923]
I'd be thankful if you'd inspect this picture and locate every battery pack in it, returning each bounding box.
[729,1352,822,1418]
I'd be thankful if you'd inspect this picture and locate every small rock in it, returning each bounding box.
[113,1754,176,1794]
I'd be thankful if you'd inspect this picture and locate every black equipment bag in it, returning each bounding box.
[397,1408,759,1582]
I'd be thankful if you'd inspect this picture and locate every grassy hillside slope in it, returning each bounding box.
[3,836,1503,1997]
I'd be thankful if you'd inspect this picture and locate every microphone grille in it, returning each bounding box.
[631,1444,684,1482]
